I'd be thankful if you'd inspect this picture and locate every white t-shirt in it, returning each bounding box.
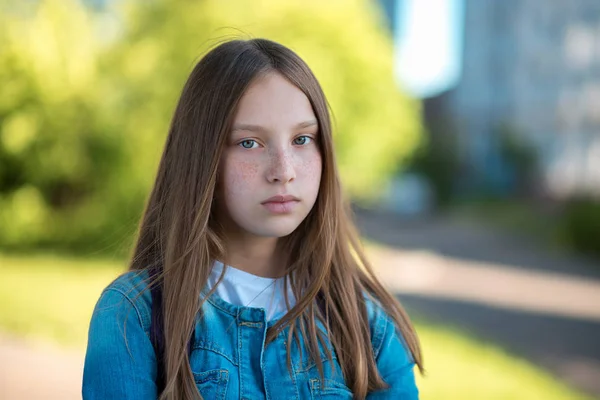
[207,261,295,321]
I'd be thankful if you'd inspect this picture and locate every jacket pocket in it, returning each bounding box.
[193,369,229,400]
[309,378,353,399]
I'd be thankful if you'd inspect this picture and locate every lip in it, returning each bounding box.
[261,194,300,204]
[261,195,300,214]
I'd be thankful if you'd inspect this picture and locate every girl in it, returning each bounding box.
[83,38,423,399]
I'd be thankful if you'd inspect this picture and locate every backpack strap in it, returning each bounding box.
[149,264,166,395]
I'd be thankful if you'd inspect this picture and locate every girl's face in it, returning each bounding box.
[218,72,322,239]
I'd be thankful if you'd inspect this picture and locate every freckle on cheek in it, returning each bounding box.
[228,161,259,190]
[301,156,322,180]
[240,161,258,180]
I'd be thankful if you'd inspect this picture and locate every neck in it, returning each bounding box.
[224,235,286,278]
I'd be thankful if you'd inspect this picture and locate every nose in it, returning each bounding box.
[266,148,296,184]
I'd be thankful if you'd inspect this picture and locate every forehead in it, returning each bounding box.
[233,72,316,127]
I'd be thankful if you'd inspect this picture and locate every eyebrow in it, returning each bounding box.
[231,120,318,132]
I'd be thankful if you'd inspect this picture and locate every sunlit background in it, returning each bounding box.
[1,0,599,399]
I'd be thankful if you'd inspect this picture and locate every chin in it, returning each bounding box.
[250,219,303,238]
[256,226,298,238]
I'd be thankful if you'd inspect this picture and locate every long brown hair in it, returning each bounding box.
[127,38,423,400]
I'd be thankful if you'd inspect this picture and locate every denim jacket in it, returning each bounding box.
[83,270,419,399]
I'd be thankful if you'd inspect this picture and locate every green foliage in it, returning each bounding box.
[496,122,539,196]
[0,0,421,254]
[0,0,133,254]
[406,118,460,207]
[560,197,600,257]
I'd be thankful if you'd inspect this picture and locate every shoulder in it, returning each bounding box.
[84,270,158,397]
[104,269,153,302]
[362,293,390,357]
[362,293,413,364]
[92,269,153,336]
[362,294,419,398]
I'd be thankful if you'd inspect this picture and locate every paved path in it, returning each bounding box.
[0,334,83,400]
[1,209,599,398]
[355,207,600,398]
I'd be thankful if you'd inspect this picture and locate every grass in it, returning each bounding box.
[448,198,561,245]
[414,322,595,400]
[0,252,596,400]
[0,252,123,348]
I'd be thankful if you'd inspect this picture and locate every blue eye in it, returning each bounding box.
[293,136,312,145]
[239,140,258,149]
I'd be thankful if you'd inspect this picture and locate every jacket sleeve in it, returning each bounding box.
[82,287,158,399]
[366,311,419,400]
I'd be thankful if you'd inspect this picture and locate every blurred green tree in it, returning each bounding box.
[0,0,133,254]
[0,0,421,255]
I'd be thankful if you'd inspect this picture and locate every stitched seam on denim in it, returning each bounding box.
[192,340,238,366]
[310,378,319,400]
[239,321,263,328]
[296,324,337,372]
[237,322,243,397]
[261,326,270,400]
[282,331,300,400]
[296,330,337,372]
[220,369,229,400]
[193,369,229,400]
[373,310,388,359]
[297,352,338,373]
[311,378,352,394]
[109,275,153,335]
[193,368,228,383]
[101,287,152,345]
[206,296,238,316]
[111,271,150,299]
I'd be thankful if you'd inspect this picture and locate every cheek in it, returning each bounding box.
[223,158,260,195]
[299,152,322,188]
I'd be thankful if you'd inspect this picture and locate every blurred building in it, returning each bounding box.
[425,0,600,199]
